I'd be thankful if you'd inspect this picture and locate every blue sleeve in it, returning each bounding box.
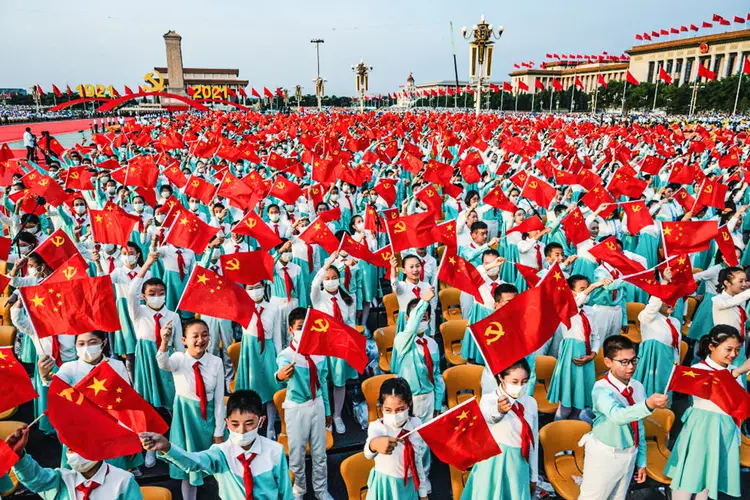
[158,443,224,475]
[12,453,63,500]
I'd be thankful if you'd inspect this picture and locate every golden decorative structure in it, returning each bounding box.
[462,15,503,115]
[352,60,373,112]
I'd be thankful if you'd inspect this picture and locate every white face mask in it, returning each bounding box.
[106,186,116,194]
[146,295,165,309]
[323,279,339,292]
[285,204,295,212]
[76,343,103,363]
[27,267,38,278]
[121,255,137,266]
[248,288,265,302]
[383,410,409,429]
[280,252,292,263]
[18,245,31,255]
[189,201,199,211]
[292,328,303,344]
[229,428,259,447]
[418,321,429,334]
[355,222,365,232]
[74,205,87,215]
[160,192,170,200]
[269,213,280,223]
[329,194,338,201]
[66,453,99,473]
[155,213,166,223]
[27,226,39,235]
[342,186,351,194]
[503,382,528,399]
[486,267,500,279]
[133,203,144,212]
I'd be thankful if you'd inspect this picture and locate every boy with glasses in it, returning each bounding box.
[578,335,669,500]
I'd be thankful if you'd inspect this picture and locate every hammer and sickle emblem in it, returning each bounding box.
[50,236,65,247]
[382,251,392,261]
[426,189,434,197]
[704,185,713,194]
[519,174,526,181]
[631,205,641,212]
[310,318,330,333]
[722,231,731,241]
[312,187,319,195]
[225,258,240,271]
[393,221,407,233]
[70,172,79,179]
[529,181,538,189]
[484,322,505,345]
[62,266,77,280]
[276,181,285,189]
[244,218,257,229]
[143,70,165,92]
[191,180,200,188]
[38,178,49,186]
[606,241,616,251]
[58,387,84,405]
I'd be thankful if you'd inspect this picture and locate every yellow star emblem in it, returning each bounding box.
[554,271,562,280]
[31,294,45,308]
[456,410,469,421]
[87,377,108,396]
[448,257,456,265]
[180,217,190,226]
[682,370,699,378]
[0,351,6,361]
[95,215,103,223]
[197,274,209,285]
[663,227,672,236]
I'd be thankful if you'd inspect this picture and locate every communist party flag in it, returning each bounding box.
[520,175,556,209]
[298,308,367,373]
[667,366,750,423]
[588,236,646,275]
[411,398,501,471]
[298,217,340,254]
[0,347,38,413]
[560,207,590,246]
[233,211,283,250]
[219,250,275,285]
[177,266,255,328]
[44,254,90,284]
[90,203,139,247]
[621,200,654,234]
[0,236,10,261]
[163,162,188,189]
[415,185,442,216]
[47,377,143,461]
[470,268,571,375]
[672,187,701,213]
[662,220,718,256]
[482,185,518,213]
[184,175,218,204]
[64,166,95,190]
[0,439,20,477]
[165,208,219,254]
[437,249,486,302]
[716,225,740,266]
[695,178,727,210]
[386,211,438,253]
[76,361,168,435]
[20,275,120,337]
[217,171,257,210]
[373,178,398,207]
[268,175,303,204]
[33,228,79,270]
[506,215,545,235]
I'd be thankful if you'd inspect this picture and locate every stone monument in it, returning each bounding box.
[163,30,186,96]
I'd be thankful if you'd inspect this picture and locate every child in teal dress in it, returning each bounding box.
[364,377,428,499]
[665,326,750,500]
[461,358,537,500]
[141,390,293,500]
[157,318,226,500]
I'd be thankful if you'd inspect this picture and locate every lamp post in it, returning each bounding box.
[352,60,372,112]
[311,39,324,110]
[294,85,303,110]
[462,15,503,116]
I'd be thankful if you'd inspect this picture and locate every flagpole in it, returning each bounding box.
[531,90,536,113]
[400,396,479,439]
[659,220,669,259]
[500,90,504,111]
[663,362,678,394]
[593,74,600,113]
[621,79,628,115]
[549,88,554,113]
[733,55,745,115]
[570,76,576,112]
[652,79,659,111]
[174,265,199,312]
[514,91,518,112]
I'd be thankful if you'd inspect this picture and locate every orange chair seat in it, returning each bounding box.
[645,442,671,484]
[740,434,750,467]
[547,454,583,500]
[533,385,558,414]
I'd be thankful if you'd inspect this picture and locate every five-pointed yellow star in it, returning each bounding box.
[448,256,456,265]
[180,217,190,226]
[197,274,209,285]
[456,410,469,421]
[554,271,562,281]
[95,215,103,223]
[31,294,45,308]
[682,370,699,378]
[663,227,672,236]
[87,377,108,396]
[0,351,6,361]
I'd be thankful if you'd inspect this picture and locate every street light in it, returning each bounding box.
[352,60,373,112]
[311,39,324,110]
[294,84,303,110]
[462,15,503,116]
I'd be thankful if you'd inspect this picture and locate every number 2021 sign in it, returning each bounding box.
[190,85,229,99]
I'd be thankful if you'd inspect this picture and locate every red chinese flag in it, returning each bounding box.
[520,175,556,209]
[668,163,696,184]
[184,176,217,204]
[662,220,719,256]
[373,179,398,207]
[33,228,79,270]
[540,262,578,328]
[0,439,20,477]
[534,78,545,91]
[386,212,438,252]
[626,71,640,86]
[580,186,616,218]
[667,366,750,422]
[438,250,486,302]
[716,225,740,266]
[0,237,10,261]
[20,275,120,338]
[233,211,283,250]
[177,266,255,328]
[697,64,716,81]
[266,152,289,170]
[516,263,541,288]
[162,163,188,189]
[658,67,673,85]
[125,155,159,189]
[423,159,453,187]
[640,156,665,175]
[718,151,740,169]
[165,209,219,254]
[47,137,65,157]
[597,74,608,88]
[588,237,646,275]
[47,377,143,460]
[219,251,275,285]
[76,362,168,435]
[0,347,38,413]
[414,398,501,471]
[506,215,544,235]
[217,171,257,211]
[269,175,302,204]
[743,58,750,75]
[90,205,139,247]
[0,144,15,163]
[483,185,518,213]
[298,217,340,254]
[695,178,727,210]
[298,308,367,373]
[560,207,591,246]
[518,81,529,92]
[621,200,654,234]
[415,186,443,216]
[434,220,458,249]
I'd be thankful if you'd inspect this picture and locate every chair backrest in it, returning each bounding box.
[362,374,396,423]
[443,364,483,408]
[679,341,688,365]
[439,288,462,320]
[643,408,674,453]
[534,355,556,390]
[383,293,399,326]
[340,452,374,500]
[227,342,241,373]
[0,326,16,348]
[273,389,287,434]
[140,486,173,500]
[593,348,607,380]
[374,326,396,373]
[440,320,468,362]
[0,421,25,441]
[539,420,591,479]
[626,302,645,328]
[449,465,472,500]
[0,297,11,326]
[683,296,698,324]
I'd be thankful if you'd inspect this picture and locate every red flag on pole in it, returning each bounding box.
[232,211,283,250]
[0,347,38,414]
[621,200,654,234]
[662,220,719,256]
[437,249,486,302]
[667,366,750,423]
[626,71,640,86]
[219,251,276,285]
[385,212,438,252]
[298,308,367,373]
[177,266,256,328]
[165,208,219,255]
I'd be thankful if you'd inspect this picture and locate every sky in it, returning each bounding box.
[1,0,748,96]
